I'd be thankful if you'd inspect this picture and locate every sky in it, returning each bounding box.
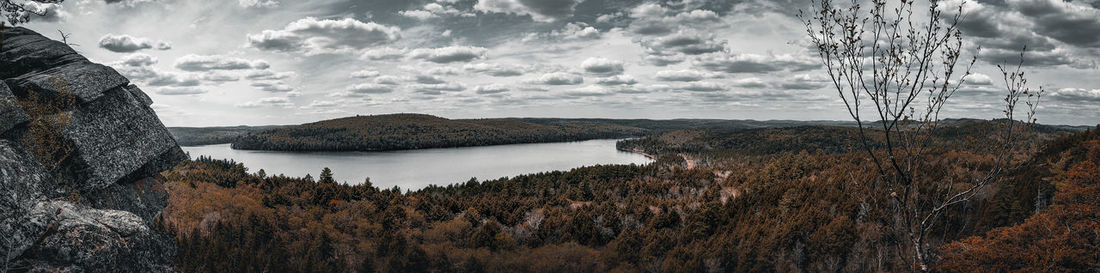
[17,0,1100,126]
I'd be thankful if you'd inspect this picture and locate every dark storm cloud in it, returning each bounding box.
[175,54,270,71]
[1009,0,1100,47]
[98,34,171,53]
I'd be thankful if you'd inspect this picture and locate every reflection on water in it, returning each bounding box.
[182,139,652,190]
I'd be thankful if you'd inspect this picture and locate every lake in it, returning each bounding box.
[181,139,652,190]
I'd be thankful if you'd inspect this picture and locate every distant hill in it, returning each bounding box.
[169,125,285,146]
[229,114,649,151]
[169,114,1094,151]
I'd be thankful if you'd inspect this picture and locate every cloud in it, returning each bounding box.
[1048,88,1100,102]
[655,69,706,82]
[647,32,726,55]
[98,34,171,53]
[156,87,207,95]
[966,73,993,86]
[644,54,685,66]
[595,75,638,85]
[581,57,624,75]
[147,72,201,87]
[175,54,270,71]
[731,77,767,88]
[409,46,488,63]
[114,53,158,67]
[697,53,820,74]
[350,70,381,78]
[20,2,68,22]
[1008,0,1100,48]
[413,83,466,95]
[237,97,294,108]
[535,72,583,85]
[202,72,240,82]
[374,76,403,85]
[250,81,295,92]
[400,10,437,20]
[474,84,509,94]
[681,82,724,92]
[400,2,475,20]
[415,75,447,84]
[464,63,527,76]
[246,17,401,54]
[246,70,295,80]
[239,0,279,8]
[545,22,600,40]
[361,47,408,61]
[305,100,339,108]
[346,83,395,94]
[564,85,616,97]
[474,0,584,22]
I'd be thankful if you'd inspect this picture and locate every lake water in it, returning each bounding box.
[181,139,652,190]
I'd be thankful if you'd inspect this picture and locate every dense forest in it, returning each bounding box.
[169,126,285,146]
[159,122,1099,272]
[170,114,888,148]
[228,114,648,151]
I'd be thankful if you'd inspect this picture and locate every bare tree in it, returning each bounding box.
[800,0,1042,271]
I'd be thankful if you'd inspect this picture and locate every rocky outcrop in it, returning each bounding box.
[1,27,184,272]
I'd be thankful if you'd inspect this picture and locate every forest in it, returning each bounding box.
[227,114,648,151]
[169,113,885,149]
[159,121,1100,272]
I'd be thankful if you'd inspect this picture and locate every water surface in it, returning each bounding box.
[182,139,651,190]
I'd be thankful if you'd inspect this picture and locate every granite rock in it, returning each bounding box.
[0,27,183,272]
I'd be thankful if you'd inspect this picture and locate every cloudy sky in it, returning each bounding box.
[20,0,1100,126]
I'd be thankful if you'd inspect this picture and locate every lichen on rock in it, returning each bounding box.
[1,27,184,273]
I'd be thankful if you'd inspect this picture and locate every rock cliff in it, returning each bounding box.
[1,27,185,272]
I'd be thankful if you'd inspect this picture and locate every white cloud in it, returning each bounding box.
[409,46,488,63]
[247,17,401,55]
[535,72,584,85]
[474,84,510,94]
[98,34,171,53]
[156,87,207,95]
[474,0,584,22]
[175,54,270,71]
[237,97,294,108]
[581,57,624,75]
[350,70,381,78]
[464,63,527,76]
[655,69,706,82]
[246,70,296,80]
[113,53,158,67]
